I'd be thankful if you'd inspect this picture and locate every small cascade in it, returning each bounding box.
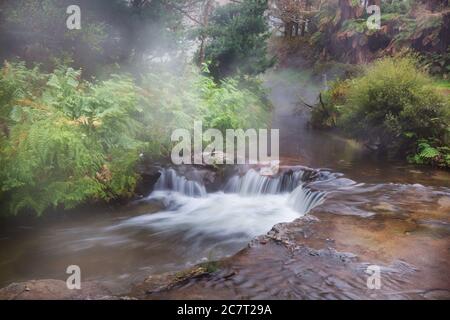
[224,169,304,195]
[154,168,207,197]
[287,185,325,214]
[223,168,326,214]
[151,167,326,215]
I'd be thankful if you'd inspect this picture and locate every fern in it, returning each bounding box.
[0,62,272,215]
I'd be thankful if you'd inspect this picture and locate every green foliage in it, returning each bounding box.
[199,0,275,79]
[419,46,450,77]
[341,19,368,34]
[137,65,271,158]
[310,80,350,129]
[381,0,415,14]
[409,139,450,168]
[306,0,448,77]
[339,56,449,155]
[392,10,444,51]
[318,56,450,167]
[201,76,271,132]
[0,0,109,70]
[0,62,143,215]
[0,61,272,215]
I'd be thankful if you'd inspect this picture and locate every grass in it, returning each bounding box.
[433,79,450,95]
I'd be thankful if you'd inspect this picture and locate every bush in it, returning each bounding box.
[310,79,350,129]
[338,56,449,159]
[312,56,450,167]
[136,66,271,158]
[201,76,271,132]
[0,62,272,215]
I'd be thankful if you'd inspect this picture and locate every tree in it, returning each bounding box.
[198,0,276,79]
[269,0,323,37]
[0,0,199,74]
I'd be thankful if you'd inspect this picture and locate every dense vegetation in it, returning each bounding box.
[0,61,270,215]
[0,0,276,215]
[311,56,450,168]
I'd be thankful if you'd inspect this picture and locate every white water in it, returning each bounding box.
[118,168,325,241]
[224,169,304,195]
[123,191,301,239]
[154,168,207,197]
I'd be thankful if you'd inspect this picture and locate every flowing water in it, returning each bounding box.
[0,166,326,293]
[0,70,449,298]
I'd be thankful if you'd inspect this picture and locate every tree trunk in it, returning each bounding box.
[285,22,294,37]
[338,0,359,23]
[198,0,214,65]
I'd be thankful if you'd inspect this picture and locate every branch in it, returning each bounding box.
[163,0,205,26]
[297,95,314,109]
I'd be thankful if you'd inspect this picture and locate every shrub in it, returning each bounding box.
[338,56,449,158]
[310,79,350,129]
[137,66,271,159]
[201,76,271,132]
[408,139,450,168]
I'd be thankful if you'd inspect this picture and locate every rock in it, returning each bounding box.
[372,202,396,212]
[423,289,450,300]
[438,197,450,210]
[259,161,280,176]
[135,164,162,196]
[0,279,114,300]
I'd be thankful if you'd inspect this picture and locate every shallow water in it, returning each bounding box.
[0,167,325,293]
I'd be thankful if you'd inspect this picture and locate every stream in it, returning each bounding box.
[0,70,449,298]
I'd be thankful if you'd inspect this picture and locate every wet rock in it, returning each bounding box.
[135,164,162,196]
[438,197,450,210]
[422,289,450,300]
[259,161,280,176]
[0,279,114,300]
[372,202,396,212]
[167,165,221,192]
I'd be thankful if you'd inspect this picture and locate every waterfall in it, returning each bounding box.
[224,169,304,195]
[223,168,325,214]
[287,185,325,214]
[151,167,326,215]
[154,168,207,197]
